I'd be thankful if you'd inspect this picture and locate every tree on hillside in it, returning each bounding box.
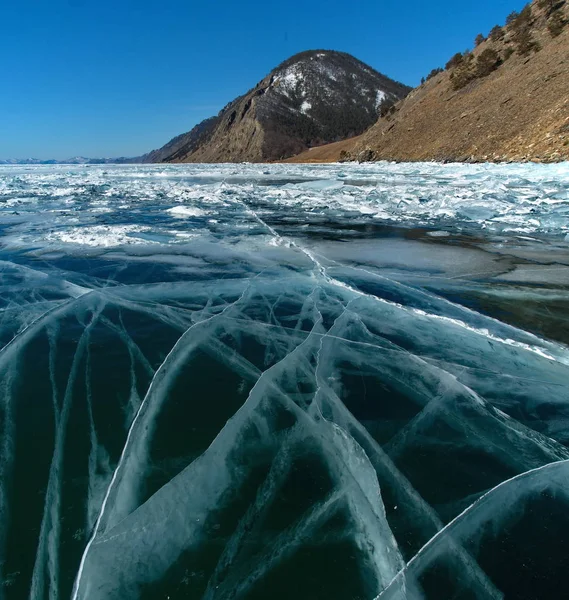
[475,33,485,46]
[548,11,566,36]
[503,47,515,60]
[449,53,475,90]
[426,67,443,80]
[446,52,464,70]
[449,46,501,90]
[538,0,556,14]
[509,5,540,56]
[450,68,474,90]
[476,48,501,76]
[514,27,541,54]
[377,97,396,118]
[489,25,505,41]
[506,11,520,25]
[516,5,533,27]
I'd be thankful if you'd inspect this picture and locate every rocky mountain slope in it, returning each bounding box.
[287,0,569,164]
[141,50,411,163]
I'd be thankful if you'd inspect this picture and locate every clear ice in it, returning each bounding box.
[1,162,569,599]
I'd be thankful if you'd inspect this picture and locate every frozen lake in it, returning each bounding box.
[1,162,569,599]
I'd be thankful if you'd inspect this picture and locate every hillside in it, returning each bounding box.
[141,50,411,163]
[287,0,569,164]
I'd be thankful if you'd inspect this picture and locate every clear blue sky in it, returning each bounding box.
[1,0,528,159]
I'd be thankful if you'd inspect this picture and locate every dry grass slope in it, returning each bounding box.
[286,0,569,164]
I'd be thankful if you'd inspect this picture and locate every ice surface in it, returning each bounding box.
[166,205,207,218]
[1,162,569,599]
[1,162,569,252]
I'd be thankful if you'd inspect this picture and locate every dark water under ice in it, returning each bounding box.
[1,163,569,599]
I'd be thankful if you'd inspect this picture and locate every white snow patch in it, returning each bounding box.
[166,206,206,218]
[300,101,312,114]
[171,231,201,240]
[375,90,387,108]
[46,225,154,247]
[276,65,305,97]
[426,230,451,238]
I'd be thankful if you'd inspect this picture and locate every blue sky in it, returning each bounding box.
[1,0,528,159]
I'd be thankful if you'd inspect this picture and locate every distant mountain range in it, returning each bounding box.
[0,157,133,165]
[138,50,411,163]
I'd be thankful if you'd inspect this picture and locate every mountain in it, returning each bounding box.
[287,0,569,164]
[141,50,411,163]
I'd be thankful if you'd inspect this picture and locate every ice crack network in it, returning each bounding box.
[1,162,569,599]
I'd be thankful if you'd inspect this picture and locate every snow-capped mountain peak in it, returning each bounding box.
[141,50,411,163]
